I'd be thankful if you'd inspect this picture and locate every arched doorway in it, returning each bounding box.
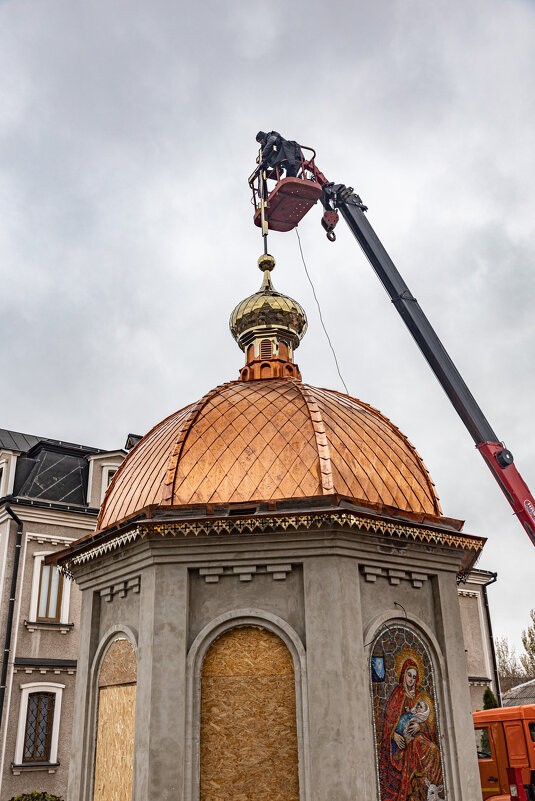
[93,637,137,801]
[200,626,299,801]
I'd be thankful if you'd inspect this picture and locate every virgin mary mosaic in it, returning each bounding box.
[371,625,445,801]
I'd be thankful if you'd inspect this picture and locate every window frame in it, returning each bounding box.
[29,552,71,625]
[36,561,64,623]
[100,463,119,503]
[14,682,64,766]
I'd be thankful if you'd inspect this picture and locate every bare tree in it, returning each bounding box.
[495,635,526,692]
[520,610,535,678]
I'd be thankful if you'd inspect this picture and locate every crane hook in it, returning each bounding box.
[327,230,336,242]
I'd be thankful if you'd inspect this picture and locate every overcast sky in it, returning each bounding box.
[1,0,534,656]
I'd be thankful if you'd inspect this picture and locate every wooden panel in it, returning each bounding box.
[93,684,136,801]
[201,627,299,801]
[99,638,137,687]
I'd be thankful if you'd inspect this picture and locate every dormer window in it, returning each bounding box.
[100,466,118,503]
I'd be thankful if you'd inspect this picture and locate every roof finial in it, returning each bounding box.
[258,253,275,291]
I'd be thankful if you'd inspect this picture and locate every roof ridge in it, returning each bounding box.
[314,384,442,516]
[161,383,233,506]
[297,383,334,495]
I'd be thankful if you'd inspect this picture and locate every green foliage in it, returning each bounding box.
[520,609,535,677]
[483,686,499,709]
[9,793,64,801]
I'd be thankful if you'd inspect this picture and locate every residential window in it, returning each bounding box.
[14,683,64,768]
[37,564,63,623]
[23,692,55,762]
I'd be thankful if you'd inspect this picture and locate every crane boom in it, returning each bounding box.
[317,177,535,546]
[249,139,535,546]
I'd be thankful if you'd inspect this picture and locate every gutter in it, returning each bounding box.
[482,571,501,705]
[0,503,23,731]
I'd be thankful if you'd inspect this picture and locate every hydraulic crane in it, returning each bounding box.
[249,136,535,546]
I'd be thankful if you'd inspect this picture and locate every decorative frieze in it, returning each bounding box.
[65,510,483,576]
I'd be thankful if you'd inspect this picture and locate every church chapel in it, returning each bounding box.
[56,252,484,801]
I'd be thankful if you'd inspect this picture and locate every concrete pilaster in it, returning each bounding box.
[134,561,188,801]
[303,555,376,801]
[434,571,481,800]
[67,590,100,801]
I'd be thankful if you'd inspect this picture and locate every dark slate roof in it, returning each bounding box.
[1,428,107,508]
[0,428,41,452]
[502,678,535,706]
[0,427,105,455]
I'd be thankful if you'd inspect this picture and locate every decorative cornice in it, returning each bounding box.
[61,509,484,577]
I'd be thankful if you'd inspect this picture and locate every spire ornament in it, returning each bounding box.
[230,254,307,381]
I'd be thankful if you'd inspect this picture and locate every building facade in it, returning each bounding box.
[0,429,125,800]
[458,568,501,709]
[55,254,497,801]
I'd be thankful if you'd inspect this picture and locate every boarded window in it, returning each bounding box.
[200,626,299,801]
[93,639,137,801]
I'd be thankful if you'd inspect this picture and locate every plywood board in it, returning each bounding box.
[93,684,136,801]
[99,638,137,687]
[201,627,299,801]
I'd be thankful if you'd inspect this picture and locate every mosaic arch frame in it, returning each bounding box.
[84,626,139,801]
[370,623,447,801]
[184,609,311,801]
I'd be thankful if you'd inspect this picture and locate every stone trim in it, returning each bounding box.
[360,564,428,588]
[99,576,141,602]
[27,532,76,545]
[198,563,293,583]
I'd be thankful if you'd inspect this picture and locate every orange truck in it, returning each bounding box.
[473,704,535,800]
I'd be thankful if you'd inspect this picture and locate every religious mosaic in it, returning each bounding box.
[371,625,445,801]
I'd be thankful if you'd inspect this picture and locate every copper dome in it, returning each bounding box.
[97,379,441,532]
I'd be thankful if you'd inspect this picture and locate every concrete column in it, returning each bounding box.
[434,571,481,800]
[134,561,188,801]
[304,555,375,801]
[67,590,101,801]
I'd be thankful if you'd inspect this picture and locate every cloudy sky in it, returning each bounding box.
[1,0,534,655]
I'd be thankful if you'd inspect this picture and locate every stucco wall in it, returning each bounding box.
[67,525,482,801]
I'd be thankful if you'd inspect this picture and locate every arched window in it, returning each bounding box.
[370,624,445,800]
[200,626,299,801]
[93,638,137,801]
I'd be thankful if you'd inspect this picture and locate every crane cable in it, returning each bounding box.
[295,228,350,396]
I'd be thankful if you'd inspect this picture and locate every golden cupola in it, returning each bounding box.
[229,253,307,381]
